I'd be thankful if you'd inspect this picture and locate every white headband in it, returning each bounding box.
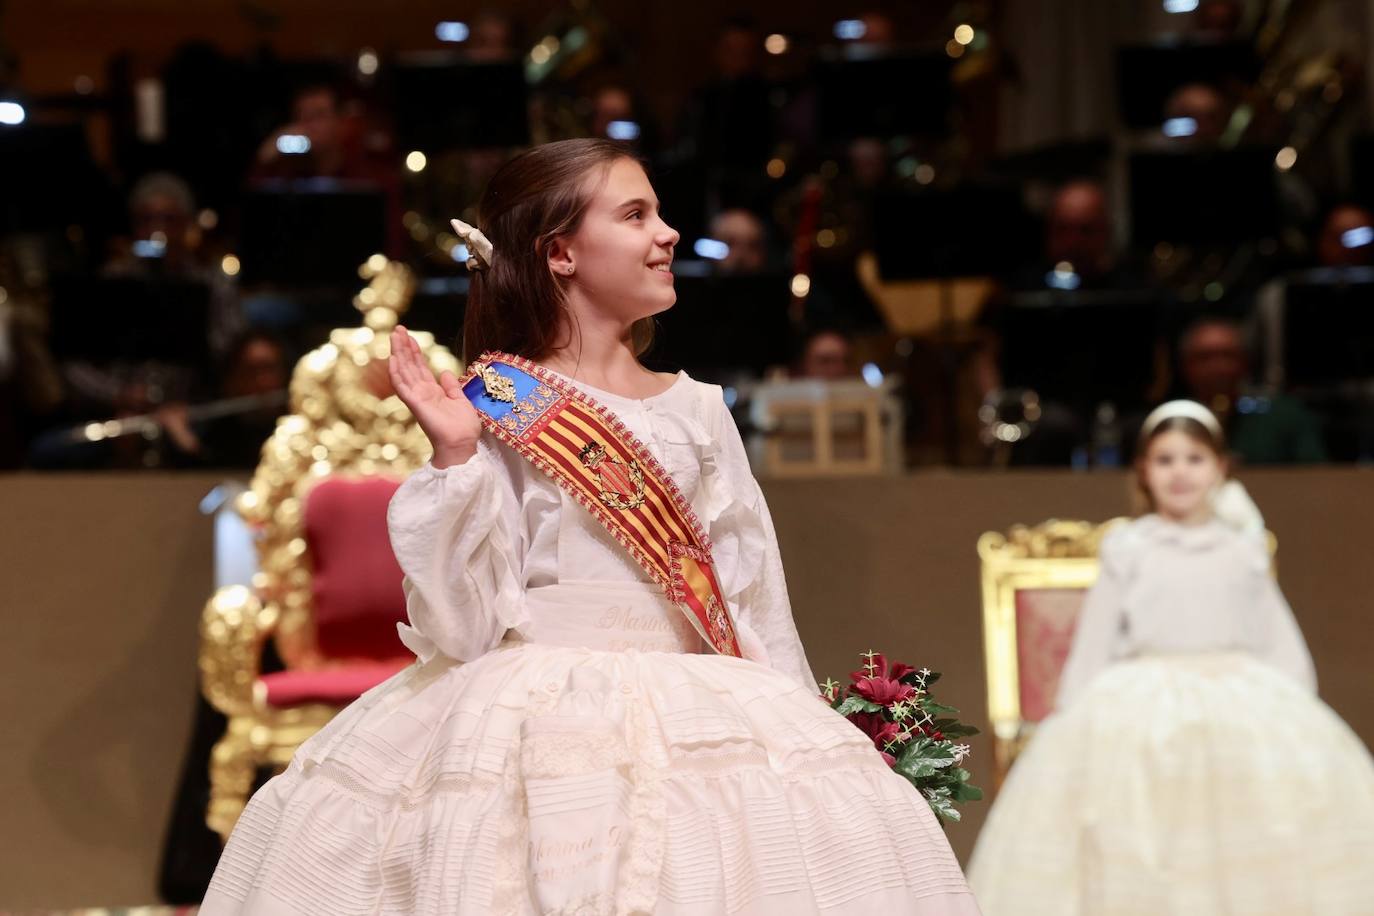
[451,218,494,272]
[1141,399,1223,440]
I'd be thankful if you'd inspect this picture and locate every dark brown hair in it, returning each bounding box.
[1133,416,1229,513]
[462,138,654,361]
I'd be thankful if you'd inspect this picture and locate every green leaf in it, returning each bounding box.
[895,741,955,780]
[930,718,979,738]
[911,741,955,761]
[834,695,883,717]
[922,787,960,823]
[952,782,984,802]
[899,735,933,755]
[922,701,960,717]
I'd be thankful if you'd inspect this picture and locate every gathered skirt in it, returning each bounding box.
[202,592,979,915]
[968,653,1374,916]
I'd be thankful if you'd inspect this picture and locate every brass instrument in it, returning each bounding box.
[60,391,288,444]
[978,388,1043,468]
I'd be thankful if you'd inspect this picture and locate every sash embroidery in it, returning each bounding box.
[459,350,742,658]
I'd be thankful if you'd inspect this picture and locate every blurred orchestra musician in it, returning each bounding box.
[251,81,403,254]
[707,208,772,275]
[1169,316,1326,465]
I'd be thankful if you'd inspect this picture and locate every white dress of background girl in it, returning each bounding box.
[968,400,1374,916]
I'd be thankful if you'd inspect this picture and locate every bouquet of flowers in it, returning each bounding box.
[822,651,983,823]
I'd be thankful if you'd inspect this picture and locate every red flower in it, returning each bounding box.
[852,676,916,706]
[848,711,901,755]
[888,661,917,681]
[849,652,890,683]
[850,652,917,685]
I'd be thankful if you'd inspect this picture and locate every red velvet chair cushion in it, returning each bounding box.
[260,660,410,708]
[303,476,407,660]
[1013,587,1087,722]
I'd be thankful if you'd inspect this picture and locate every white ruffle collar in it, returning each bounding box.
[1131,514,1234,550]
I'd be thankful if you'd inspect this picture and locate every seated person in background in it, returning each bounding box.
[1164,317,1326,465]
[253,83,391,184]
[0,259,63,468]
[1008,179,1148,291]
[464,9,521,61]
[793,327,855,381]
[587,84,661,158]
[591,84,634,138]
[104,171,242,356]
[678,16,775,175]
[38,172,236,470]
[1196,0,1245,38]
[30,372,200,470]
[251,82,403,253]
[33,330,290,471]
[1045,180,1112,282]
[850,10,897,48]
[1315,202,1374,268]
[1162,82,1232,144]
[708,208,771,274]
[183,330,292,471]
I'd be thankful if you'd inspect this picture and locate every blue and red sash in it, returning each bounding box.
[460,351,742,658]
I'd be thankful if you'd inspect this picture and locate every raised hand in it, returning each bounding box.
[388,326,483,467]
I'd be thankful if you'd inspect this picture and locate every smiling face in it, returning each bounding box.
[550,157,680,328]
[1139,426,1226,523]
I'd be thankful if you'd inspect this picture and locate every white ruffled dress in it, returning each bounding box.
[202,371,980,916]
[968,515,1374,915]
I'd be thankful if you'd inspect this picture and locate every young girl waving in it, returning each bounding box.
[202,139,979,915]
[968,400,1374,915]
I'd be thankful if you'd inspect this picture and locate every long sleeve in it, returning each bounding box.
[386,439,528,664]
[1249,548,1318,693]
[740,485,818,692]
[1055,531,1129,710]
[710,397,817,691]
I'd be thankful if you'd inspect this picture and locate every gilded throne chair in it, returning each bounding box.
[198,260,460,839]
[977,518,1123,787]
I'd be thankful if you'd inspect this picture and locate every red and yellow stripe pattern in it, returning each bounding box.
[461,351,742,658]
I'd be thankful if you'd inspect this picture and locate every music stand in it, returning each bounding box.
[646,271,794,378]
[996,290,1165,412]
[1128,147,1281,246]
[871,184,1034,281]
[238,181,387,287]
[0,122,108,233]
[814,49,952,141]
[49,274,212,368]
[389,55,530,151]
[1281,273,1374,389]
[990,138,1112,186]
[864,183,1033,463]
[1349,134,1374,211]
